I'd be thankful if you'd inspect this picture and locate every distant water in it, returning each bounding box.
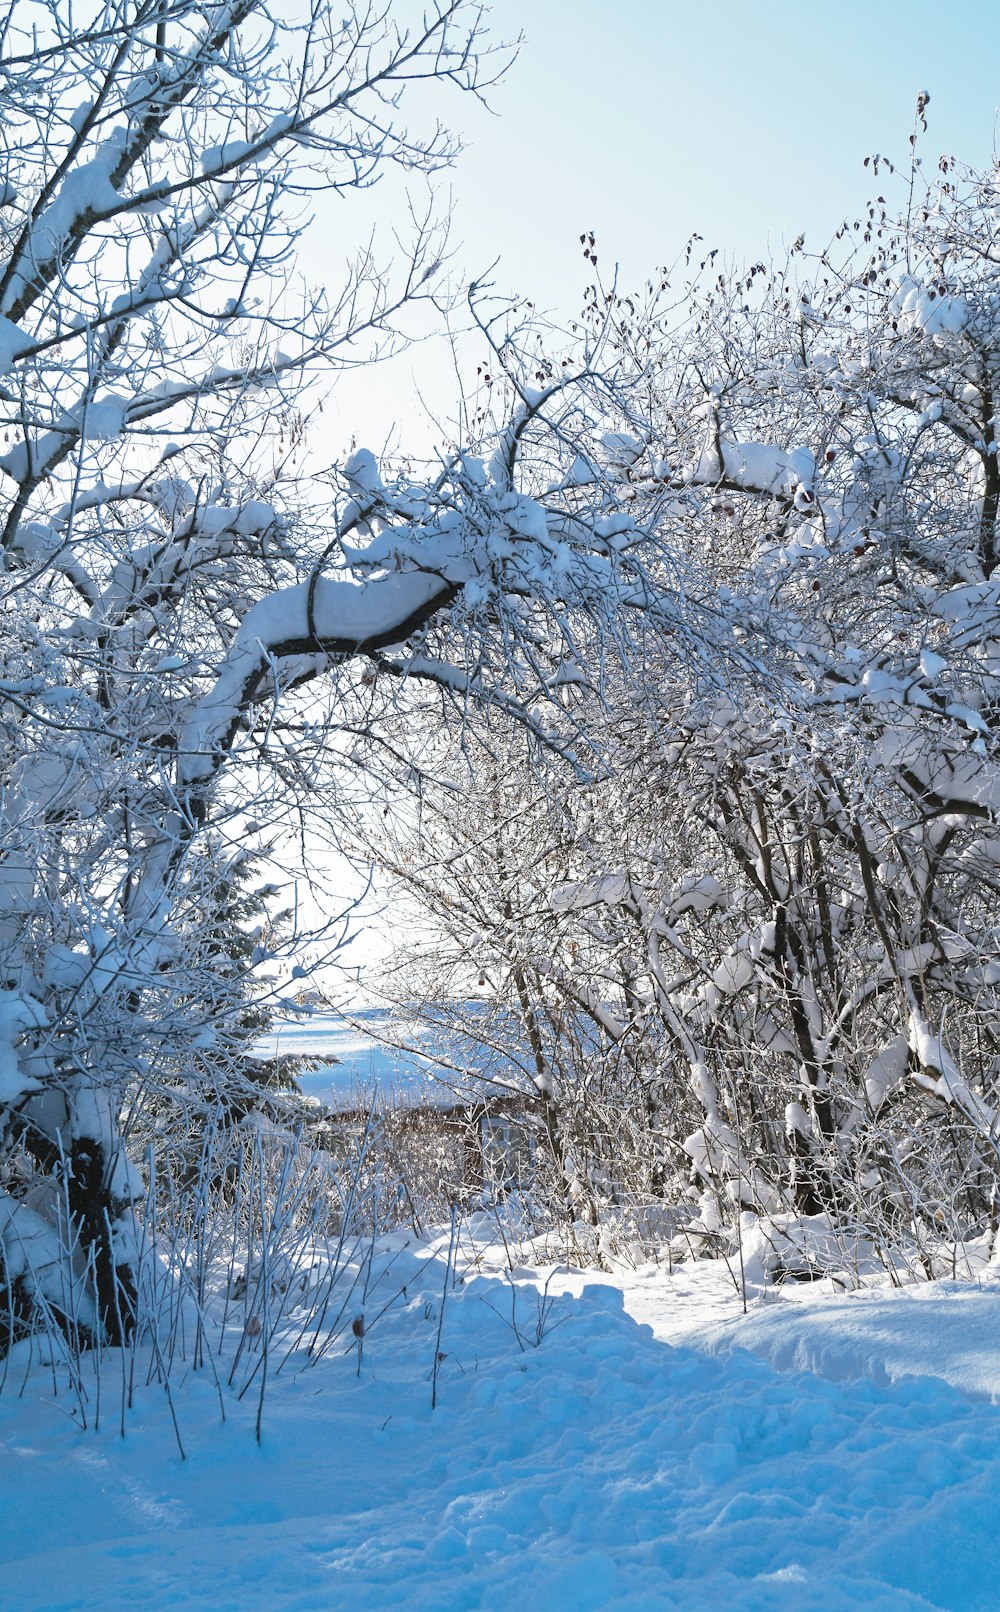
[257,1008,498,1110]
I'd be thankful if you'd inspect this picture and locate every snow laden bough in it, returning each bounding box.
[386,185,1000,1277]
[0,0,704,1360]
[0,0,709,1366]
[0,433,697,1355]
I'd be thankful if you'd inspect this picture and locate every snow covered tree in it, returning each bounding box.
[637,148,1000,1247]
[0,1,724,1351]
[0,0,507,1349]
[368,140,1000,1270]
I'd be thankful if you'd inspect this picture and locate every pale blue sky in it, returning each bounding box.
[309,0,1000,454]
[456,0,1000,313]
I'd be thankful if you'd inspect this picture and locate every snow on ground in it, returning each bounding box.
[4,1228,1000,1611]
[646,1266,1000,1403]
[511,1247,1000,1403]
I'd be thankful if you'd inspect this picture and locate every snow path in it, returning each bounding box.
[3,1239,1000,1610]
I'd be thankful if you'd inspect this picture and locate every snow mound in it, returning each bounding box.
[664,1272,1000,1403]
[3,1240,1000,1609]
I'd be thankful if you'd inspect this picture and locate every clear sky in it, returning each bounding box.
[308,0,1000,457]
[454,0,1000,314]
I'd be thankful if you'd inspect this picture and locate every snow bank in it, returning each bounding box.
[4,1236,1000,1611]
[653,1262,1000,1403]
